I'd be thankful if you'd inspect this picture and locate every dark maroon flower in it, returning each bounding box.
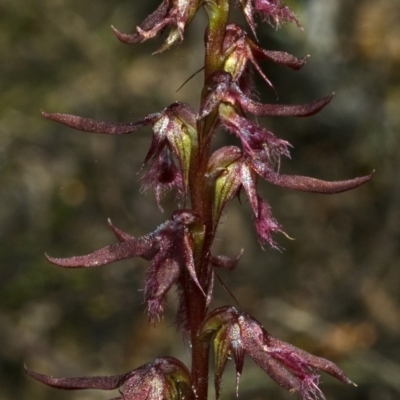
[207,146,372,248]
[238,0,301,37]
[219,102,291,167]
[43,102,197,211]
[141,148,184,212]
[46,210,205,321]
[222,23,307,92]
[111,0,200,53]
[25,357,193,400]
[207,146,257,226]
[200,306,355,400]
[200,71,333,120]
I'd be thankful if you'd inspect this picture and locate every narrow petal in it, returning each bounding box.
[240,162,259,215]
[146,258,180,320]
[252,355,301,392]
[268,336,355,385]
[25,366,130,390]
[42,112,156,134]
[257,167,374,194]
[111,0,170,44]
[107,219,159,261]
[240,324,301,392]
[251,46,308,70]
[107,218,135,242]
[46,236,155,268]
[238,93,333,117]
[183,230,205,295]
[111,26,141,44]
[206,270,215,308]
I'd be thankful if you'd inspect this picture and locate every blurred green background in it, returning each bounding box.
[1,0,399,399]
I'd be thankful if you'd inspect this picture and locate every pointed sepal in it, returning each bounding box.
[112,0,200,53]
[200,71,332,119]
[26,357,194,400]
[253,162,374,194]
[42,111,157,134]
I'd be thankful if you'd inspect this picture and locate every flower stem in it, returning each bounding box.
[187,2,230,399]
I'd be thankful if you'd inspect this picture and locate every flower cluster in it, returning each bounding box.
[27,1,371,400]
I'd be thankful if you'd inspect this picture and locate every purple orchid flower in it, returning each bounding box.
[200,306,355,400]
[111,0,200,53]
[25,357,193,400]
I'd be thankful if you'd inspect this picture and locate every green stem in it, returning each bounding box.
[204,0,230,78]
[187,1,230,400]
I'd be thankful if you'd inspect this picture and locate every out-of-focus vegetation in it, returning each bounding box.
[1,0,399,399]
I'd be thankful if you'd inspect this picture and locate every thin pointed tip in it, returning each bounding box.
[45,253,58,265]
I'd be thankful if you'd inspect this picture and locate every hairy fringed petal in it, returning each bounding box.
[200,307,354,400]
[112,0,200,53]
[141,148,185,212]
[255,196,282,249]
[239,0,301,37]
[146,257,180,320]
[26,358,194,400]
[219,103,291,167]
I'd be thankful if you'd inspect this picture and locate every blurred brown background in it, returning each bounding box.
[1,0,399,399]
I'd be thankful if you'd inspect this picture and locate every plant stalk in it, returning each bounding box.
[187,2,230,399]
